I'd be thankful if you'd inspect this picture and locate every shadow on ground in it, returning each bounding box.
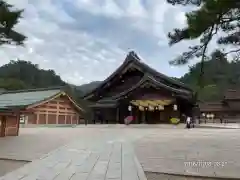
[0,159,30,176]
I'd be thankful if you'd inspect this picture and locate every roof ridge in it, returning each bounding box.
[83,51,135,99]
[129,51,141,61]
[133,54,192,91]
[2,86,65,94]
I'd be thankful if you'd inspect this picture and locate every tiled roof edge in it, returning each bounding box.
[1,86,65,94]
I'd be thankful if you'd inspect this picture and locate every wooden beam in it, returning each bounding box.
[16,111,20,136]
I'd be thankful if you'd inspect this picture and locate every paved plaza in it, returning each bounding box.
[0,125,240,179]
[134,128,240,179]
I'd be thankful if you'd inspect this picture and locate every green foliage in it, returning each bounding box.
[180,50,240,101]
[0,78,27,90]
[0,60,91,114]
[167,0,240,65]
[0,60,66,89]
[0,1,26,45]
[77,81,101,96]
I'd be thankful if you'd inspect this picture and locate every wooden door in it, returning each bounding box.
[0,116,6,137]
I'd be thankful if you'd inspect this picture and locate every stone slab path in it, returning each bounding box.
[0,128,148,180]
[2,126,240,179]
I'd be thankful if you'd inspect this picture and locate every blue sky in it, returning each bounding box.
[3,0,193,85]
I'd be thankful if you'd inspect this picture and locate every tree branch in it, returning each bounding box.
[224,48,240,55]
[196,24,217,101]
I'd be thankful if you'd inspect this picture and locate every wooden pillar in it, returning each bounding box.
[46,112,49,124]
[68,115,73,124]
[93,110,96,124]
[116,107,120,124]
[0,116,6,137]
[64,114,67,124]
[36,113,39,124]
[142,111,146,124]
[16,112,20,136]
[159,110,161,123]
[138,111,142,124]
[136,109,139,124]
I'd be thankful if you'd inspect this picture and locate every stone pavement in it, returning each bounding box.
[0,127,148,180]
[196,123,240,129]
[0,128,86,161]
[2,126,240,179]
[134,128,240,179]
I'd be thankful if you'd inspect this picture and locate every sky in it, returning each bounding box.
[2,0,194,85]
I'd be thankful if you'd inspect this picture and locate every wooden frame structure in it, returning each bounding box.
[0,110,21,137]
[199,89,240,123]
[84,51,194,124]
[0,87,84,137]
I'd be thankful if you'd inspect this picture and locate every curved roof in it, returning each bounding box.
[83,51,192,99]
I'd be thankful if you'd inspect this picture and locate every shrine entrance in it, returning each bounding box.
[129,99,179,124]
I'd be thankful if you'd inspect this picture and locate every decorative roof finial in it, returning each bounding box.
[127,48,135,55]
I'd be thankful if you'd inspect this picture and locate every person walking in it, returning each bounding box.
[186,116,191,129]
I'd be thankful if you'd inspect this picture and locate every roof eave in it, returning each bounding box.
[114,74,192,100]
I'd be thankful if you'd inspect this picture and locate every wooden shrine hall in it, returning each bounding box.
[83,51,195,124]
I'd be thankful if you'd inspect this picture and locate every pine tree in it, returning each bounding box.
[167,0,240,99]
[0,0,26,46]
[167,0,240,65]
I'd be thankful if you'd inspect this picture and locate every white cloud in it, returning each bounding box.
[126,0,148,18]
[2,0,190,85]
[174,11,187,27]
[103,0,124,18]
[73,0,124,18]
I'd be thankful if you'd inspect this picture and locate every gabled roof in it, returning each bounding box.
[0,86,83,111]
[83,51,192,99]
